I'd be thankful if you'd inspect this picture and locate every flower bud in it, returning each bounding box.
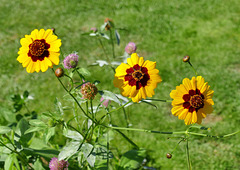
[183,55,190,62]
[104,18,113,30]
[55,68,64,77]
[63,53,79,69]
[90,27,98,33]
[80,82,98,100]
[125,42,137,55]
[166,153,172,159]
[51,28,55,33]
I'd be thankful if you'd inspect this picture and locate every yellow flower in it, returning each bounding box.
[170,76,214,125]
[114,53,162,103]
[17,29,61,73]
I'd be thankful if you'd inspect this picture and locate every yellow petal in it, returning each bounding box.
[30,29,39,39]
[178,109,188,120]
[115,63,130,77]
[192,111,197,124]
[183,78,192,90]
[22,58,31,67]
[35,61,41,72]
[43,29,53,39]
[26,61,34,73]
[40,60,48,72]
[191,77,196,90]
[171,106,184,116]
[142,60,156,70]
[38,29,45,39]
[184,112,192,125]
[46,33,58,44]
[48,51,60,65]
[48,39,61,52]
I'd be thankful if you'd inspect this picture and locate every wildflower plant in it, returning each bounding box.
[0,18,239,170]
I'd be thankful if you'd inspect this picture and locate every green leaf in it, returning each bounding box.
[63,128,83,141]
[115,30,120,45]
[100,33,110,40]
[29,119,47,127]
[23,148,59,159]
[18,118,29,136]
[0,126,11,134]
[24,126,46,135]
[23,90,29,99]
[81,143,95,167]
[54,98,64,115]
[4,153,20,170]
[58,141,80,160]
[98,90,121,105]
[119,149,146,169]
[33,158,45,170]
[78,67,91,78]
[44,127,55,144]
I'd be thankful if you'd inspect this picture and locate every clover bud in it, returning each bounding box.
[90,27,98,33]
[49,157,69,170]
[63,53,79,69]
[183,55,190,62]
[166,153,172,159]
[55,68,64,77]
[125,42,137,55]
[80,82,98,100]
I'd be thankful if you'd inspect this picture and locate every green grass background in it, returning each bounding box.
[0,0,240,169]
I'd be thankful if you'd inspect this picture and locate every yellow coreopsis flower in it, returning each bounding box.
[17,29,61,73]
[170,76,214,125]
[114,53,162,103]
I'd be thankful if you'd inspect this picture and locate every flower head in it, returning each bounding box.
[104,18,113,30]
[49,157,69,170]
[17,29,61,73]
[114,53,162,103]
[63,53,79,69]
[125,42,137,55]
[170,76,214,125]
[80,82,98,100]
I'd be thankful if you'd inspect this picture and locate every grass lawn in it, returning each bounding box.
[0,0,240,169]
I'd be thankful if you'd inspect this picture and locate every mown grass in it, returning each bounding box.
[0,0,240,169]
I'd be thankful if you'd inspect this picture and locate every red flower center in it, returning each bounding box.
[190,95,204,108]
[28,39,50,62]
[182,89,204,113]
[124,64,150,90]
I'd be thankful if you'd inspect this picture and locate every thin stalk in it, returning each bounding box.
[52,68,96,123]
[64,74,74,91]
[186,139,192,170]
[107,130,109,169]
[104,126,240,139]
[187,61,197,76]
[144,99,172,103]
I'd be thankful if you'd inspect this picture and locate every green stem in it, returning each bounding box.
[187,61,197,76]
[52,68,96,123]
[99,100,132,123]
[144,99,172,102]
[104,126,240,139]
[64,74,74,91]
[186,139,192,170]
